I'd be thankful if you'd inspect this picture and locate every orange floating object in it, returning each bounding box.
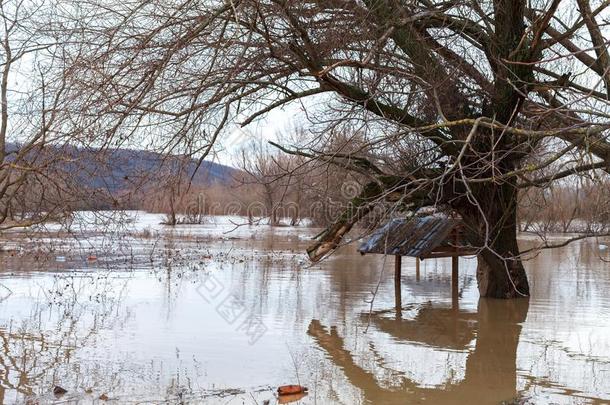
[87,255,97,261]
[278,391,307,404]
[277,385,308,396]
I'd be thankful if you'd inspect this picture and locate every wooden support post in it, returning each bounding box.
[395,255,402,317]
[451,255,459,310]
[451,227,460,310]
[415,257,420,281]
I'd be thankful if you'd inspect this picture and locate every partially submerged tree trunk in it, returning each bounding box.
[455,155,531,297]
[166,199,177,226]
[467,205,530,298]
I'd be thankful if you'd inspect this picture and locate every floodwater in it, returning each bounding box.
[0,213,609,404]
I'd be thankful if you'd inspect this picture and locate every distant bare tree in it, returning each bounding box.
[520,176,610,234]
[239,141,283,225]
[237,130,364,227]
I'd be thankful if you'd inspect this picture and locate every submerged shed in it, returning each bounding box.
[358,215,462,258]
[359,214,476,311]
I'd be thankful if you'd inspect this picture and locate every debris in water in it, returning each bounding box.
[277,385,308,396]
[500,395,534,405]
[53,386,67,396]
[99,393,109,401]
[87,255,97,261]
[278,392,308,404]
[85,388,93,394]
[55,256,66,262]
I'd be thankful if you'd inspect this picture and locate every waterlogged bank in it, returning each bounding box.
[0,213,608,404]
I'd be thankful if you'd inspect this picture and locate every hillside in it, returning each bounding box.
[7,142,239,198]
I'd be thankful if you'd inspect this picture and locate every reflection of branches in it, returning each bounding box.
[0,272,131,403]
[308,320,412,403]
[308,298,529,404]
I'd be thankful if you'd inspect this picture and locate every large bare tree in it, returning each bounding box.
[62,0,610,298]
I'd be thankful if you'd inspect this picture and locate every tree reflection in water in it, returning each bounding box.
[308,298,529,404]
[0,231,607,403]
[0,273,132,403]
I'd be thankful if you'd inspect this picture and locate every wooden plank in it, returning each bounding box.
[421,246,477,254]
[452,255,459,310]
[419,249,478,259]
[395,255,402,317]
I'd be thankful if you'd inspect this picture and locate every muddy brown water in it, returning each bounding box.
[0,226,609,404]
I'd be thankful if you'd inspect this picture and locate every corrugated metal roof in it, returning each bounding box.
[358,215,459,257]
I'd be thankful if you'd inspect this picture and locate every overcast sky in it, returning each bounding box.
[211,98,312,167]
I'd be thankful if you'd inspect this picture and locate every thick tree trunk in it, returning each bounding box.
[461,183,530,298]
[476,242,530,299]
